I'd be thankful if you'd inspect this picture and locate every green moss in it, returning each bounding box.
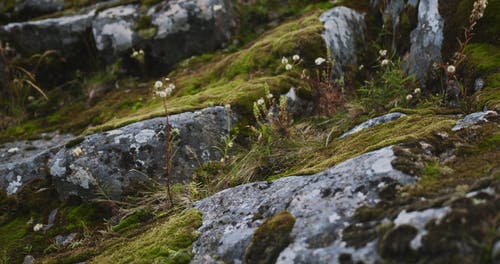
[90,209,202,264]
[245,211,296,264]
[112,210,153,233]
[465,43,500,74]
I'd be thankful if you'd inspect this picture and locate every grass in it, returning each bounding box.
[89,209,202,264]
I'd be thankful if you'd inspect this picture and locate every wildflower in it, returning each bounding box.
[266,93,273,99]
[72,147,83,157]
[165,83,176,95]
[224,104,231,110]
[315,57,326,65]
[447,65,456,74]
[171,128,180,135]
[228,141,234,148]
[406,94,413,100]
[154,81,163,89]
[414,88,421,94]
[292,54,300,61]
[281,57,289,65]
[131,50,139,57]
[157,91,167,98]
[139,49,144,55]
[213,4,223,12]
[257,98,265,106]
[164,77,170,82]
[358,64,364,70]
[33,223,44,232]
[27,95,35,101]
[379,49,388,57]
[381,59,390,66]
[220,158,225,162]
[285,64,293,71]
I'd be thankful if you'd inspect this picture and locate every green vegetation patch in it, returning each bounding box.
[90,209,202,264]
[245,211,296,264]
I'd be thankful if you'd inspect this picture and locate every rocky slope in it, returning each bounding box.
[0,0,499,263]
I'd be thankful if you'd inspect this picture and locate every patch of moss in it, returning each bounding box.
[90,209,202,264]
[112,209,153,233]
[245,211,296,264]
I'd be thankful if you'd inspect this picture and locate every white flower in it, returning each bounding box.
[131,51,139,57]
[447,65,456,74]
[381,59,390,66]
[315,57,326,65]
[285,64,293,71]
[33,223,44,232]
[414,88,421,94]
[157,91,167,98]
[171,128,180,135]
[220,158,225,162]
[292,54,300,61]
[164,77,170,82]
[154,81,163,89]
[7,147,19,154]
[358,64,364,70]
[406,94,413,100]
[72,147,83,157]
[266,93,273,99]
[228,141,234,148]
[379,49,388,57]
[224,104,231,110]
[281,57,289,65]
[27,96,35,101]
[257,98,265,105]
[213,4,223,12]
[139,49,144,55]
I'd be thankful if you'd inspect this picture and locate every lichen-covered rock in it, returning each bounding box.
[49,106,235,201]
[340,112,406,139]
[0,133,74,195]
[0,10,95,54]
[192,146,415,263]
[452,110,497,131]
[407,0,444,87]
[319,6,366,78]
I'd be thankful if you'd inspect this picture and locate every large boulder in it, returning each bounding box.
[192,146,416,263]
[49,106,235,201]
[319,6,366,78]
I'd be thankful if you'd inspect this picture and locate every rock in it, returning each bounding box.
[474,77,485,92]
[22,255,35,264]
[493,240,500,262]
[452,110,497,131]
[319,6,366,78]
[340,112,406,139]
[49,106,235,201]
[0,133,74,195]
[54,233,78,247]
[192,146,415,263]
[92,4,139,63]
[407,0,444,88]
[0,10,95,55]
[446,80,460,107]
[143,0,236,72]
[15,0,64,19]
[283,87,313,117]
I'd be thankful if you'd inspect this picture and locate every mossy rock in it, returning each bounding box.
[244,211,296,264]
[112,209,153,233]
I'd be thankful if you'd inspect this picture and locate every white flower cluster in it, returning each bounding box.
[446,65,456,74]
[471,0,487,20]
[378,49,391,66]
[315,57,326,66]
[33,223,44,232]
[281,54,301,71]
[131,49,145,60]
[154,78,176,98]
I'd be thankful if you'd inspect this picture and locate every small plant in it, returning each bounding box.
[436,0,488,105]
[216,104,237,164]
[252,85,293,142]
[0,41,51,121]
[152,78,177,208]
[131,48,146,78]
[358,50,413,113]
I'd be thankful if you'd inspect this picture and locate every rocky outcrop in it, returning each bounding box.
[452,110,498,131]
[193,146,416,263]
[0,133,73,195]
[0,0,236,71]
[340,112,406,139]
[319,6,366,78]
[49,106,234,201]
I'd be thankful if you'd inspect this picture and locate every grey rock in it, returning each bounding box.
[452,110,497,131]
[54,232,78,247]
[474,77,485,92]
[193,146,415,264]
[49,106,235,201]
[22,255,35,264]
[43,208,59,232]
[493,240,500,262]
[15,0,64,19]
[407,0,444,87]
[320,7,366,78]
[340,112,406,139]
[382,0,418,51]
[0,133,74,195]
[283,87,313,116]
[0,10,95,54]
